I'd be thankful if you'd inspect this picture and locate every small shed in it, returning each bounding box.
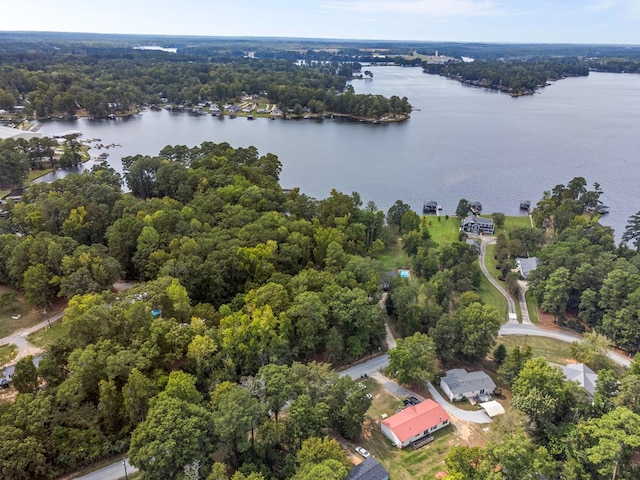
[479,400,505,418]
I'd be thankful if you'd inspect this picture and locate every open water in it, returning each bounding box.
[36,67,640,238]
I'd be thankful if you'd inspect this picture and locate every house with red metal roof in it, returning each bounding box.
[381,399,450,448]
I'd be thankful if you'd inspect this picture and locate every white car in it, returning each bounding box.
[355,446,370,458]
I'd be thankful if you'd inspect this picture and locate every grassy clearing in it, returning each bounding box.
[495,335,576,365]
[478,275,508,321]
[502,215,532,231]
[378,241,410,273]
[423,215,459,245]
[27,168,55,182]
[27,322,68,349]
[0,343,18,365]
[525,289,539,324]
[0,289,44,338]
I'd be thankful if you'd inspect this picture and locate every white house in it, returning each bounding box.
[0,125,42,141]
[440,368,497,402]
[381,399,450,448]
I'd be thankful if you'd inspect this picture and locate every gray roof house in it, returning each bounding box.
[346,457,389,480]
[516,257,539,279]
[555,363,598,398]
[461,215,494,234]
[440,368,497,402]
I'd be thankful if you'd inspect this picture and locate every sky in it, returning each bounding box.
[1,0,639,45]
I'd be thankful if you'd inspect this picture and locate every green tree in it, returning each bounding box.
[493,343,507,364]
[0,139,29,187]
[129,395,214,480]
[498,345,532,386]
[569,332,613,371]
[387,332,437,386]
[11,355,39,394]
[210,382,262,463]
[456,198,470,218]
[387,200,411,233]
[295,436,350,471]
[0,425,49,480]
[23,263,55,308]
[541,266,571,322]
[622,211,640,251]
[579,407,640,479]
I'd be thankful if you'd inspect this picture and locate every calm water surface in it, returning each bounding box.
[36,67,640,237]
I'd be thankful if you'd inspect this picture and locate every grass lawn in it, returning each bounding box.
[495,335,576,365]
[478,275,508,321]
[27,168,55,182]
[525,289,539,324]
[483,244,502,283]
[0,343,18,365]
[0,289,44,338]
[378,241,410,273]
[423,216,459,245]
[502,215,532,231]
[27,322,68,349]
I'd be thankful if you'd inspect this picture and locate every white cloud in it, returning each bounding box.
[323,0,511,17]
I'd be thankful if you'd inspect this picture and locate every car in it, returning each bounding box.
[355,446,370,458]
[403,399,412,406]
[409,396,421,405]
[0,378,9,389]
[365,393,373,400]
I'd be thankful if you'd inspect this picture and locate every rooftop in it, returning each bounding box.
[381,399,449,443]
[441,368,497,395]
[347,457,389,480]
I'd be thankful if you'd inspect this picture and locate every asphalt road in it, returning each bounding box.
[73,458,138,480]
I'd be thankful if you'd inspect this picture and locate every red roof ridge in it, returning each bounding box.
[382,399,450,443]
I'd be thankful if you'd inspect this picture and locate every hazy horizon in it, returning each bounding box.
[2,0,639,46]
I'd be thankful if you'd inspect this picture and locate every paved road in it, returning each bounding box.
[499,322,632,368]
[73,458,138,480]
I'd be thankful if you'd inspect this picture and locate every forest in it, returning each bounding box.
[1,138,640,479]
[0,36,410,121]
[422,59,591,95]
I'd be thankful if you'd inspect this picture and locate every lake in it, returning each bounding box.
[36,67,640,238]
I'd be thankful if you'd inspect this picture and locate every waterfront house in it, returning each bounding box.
[461,215,494,234]
[381,399,450,448]
[440,368,497,402]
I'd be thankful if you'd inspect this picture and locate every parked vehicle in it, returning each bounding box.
[355,446,370,458]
